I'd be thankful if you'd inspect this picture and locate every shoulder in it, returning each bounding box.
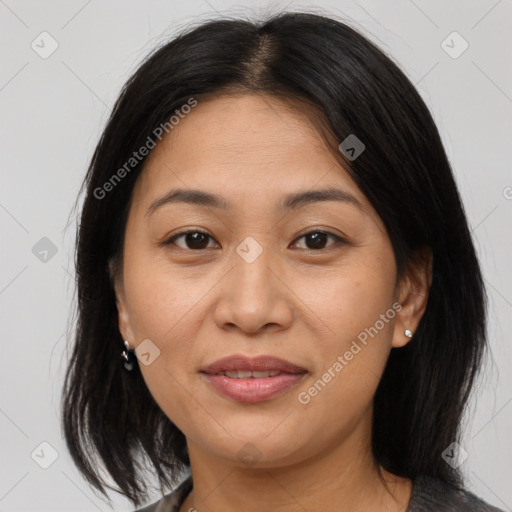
[135,475,193,512]
[408,474,505,512]
[134,473,505,512]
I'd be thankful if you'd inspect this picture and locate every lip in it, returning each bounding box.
[201,354,307,374]
[200,354,308,403]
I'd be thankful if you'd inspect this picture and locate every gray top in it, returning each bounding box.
[136,473,505,512]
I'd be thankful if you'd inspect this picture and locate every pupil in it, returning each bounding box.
[187,232,208,249]
[307,232,327,249]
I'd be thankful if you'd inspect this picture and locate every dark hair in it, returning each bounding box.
[61,11,487,508]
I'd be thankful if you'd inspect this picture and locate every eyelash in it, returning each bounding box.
[162,229,346,252]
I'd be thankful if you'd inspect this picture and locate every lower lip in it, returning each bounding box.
[201,372,307,402]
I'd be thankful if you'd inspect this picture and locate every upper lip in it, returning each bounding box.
[201,355,308,375]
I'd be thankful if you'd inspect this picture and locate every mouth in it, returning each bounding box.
[200,354,308,375]
[206,369,295,378]
[200,354,308,402]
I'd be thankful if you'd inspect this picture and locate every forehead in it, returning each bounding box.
[131,94,378,223]
[148,94,336,169]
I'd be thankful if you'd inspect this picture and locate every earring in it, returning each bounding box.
[121,340,136,371]
[405,329,413,338]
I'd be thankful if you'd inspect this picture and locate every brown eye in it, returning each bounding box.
[292,231,344,250]
[165,230,218,250]
[163,229,345,252]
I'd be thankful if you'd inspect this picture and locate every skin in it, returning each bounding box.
[112,93,431,512]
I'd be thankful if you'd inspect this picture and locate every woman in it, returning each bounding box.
[61,11,504,512]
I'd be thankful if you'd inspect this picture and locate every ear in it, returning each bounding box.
[392,246,432,348]
[109,258,136,343]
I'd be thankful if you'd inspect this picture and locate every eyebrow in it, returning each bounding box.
[146,187,364,217]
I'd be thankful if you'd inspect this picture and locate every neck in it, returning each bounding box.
[179,411,412,512]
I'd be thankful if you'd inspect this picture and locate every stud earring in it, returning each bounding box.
[121,340,136,371]
[405,329,413,338]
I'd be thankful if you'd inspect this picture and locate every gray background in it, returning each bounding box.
[0,0,511,510]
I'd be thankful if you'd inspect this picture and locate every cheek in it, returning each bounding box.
[301,247,397,346]
[295,245,397,401]
[122,253,204,430]
[122,232,200,341]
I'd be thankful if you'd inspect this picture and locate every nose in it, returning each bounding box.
[213,242,294,335]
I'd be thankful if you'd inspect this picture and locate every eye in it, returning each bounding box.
[291,230,345,251]
[162,229,346,251]
[164,230,219,250]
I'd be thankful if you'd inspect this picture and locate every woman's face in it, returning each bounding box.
[114,93,420,468]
